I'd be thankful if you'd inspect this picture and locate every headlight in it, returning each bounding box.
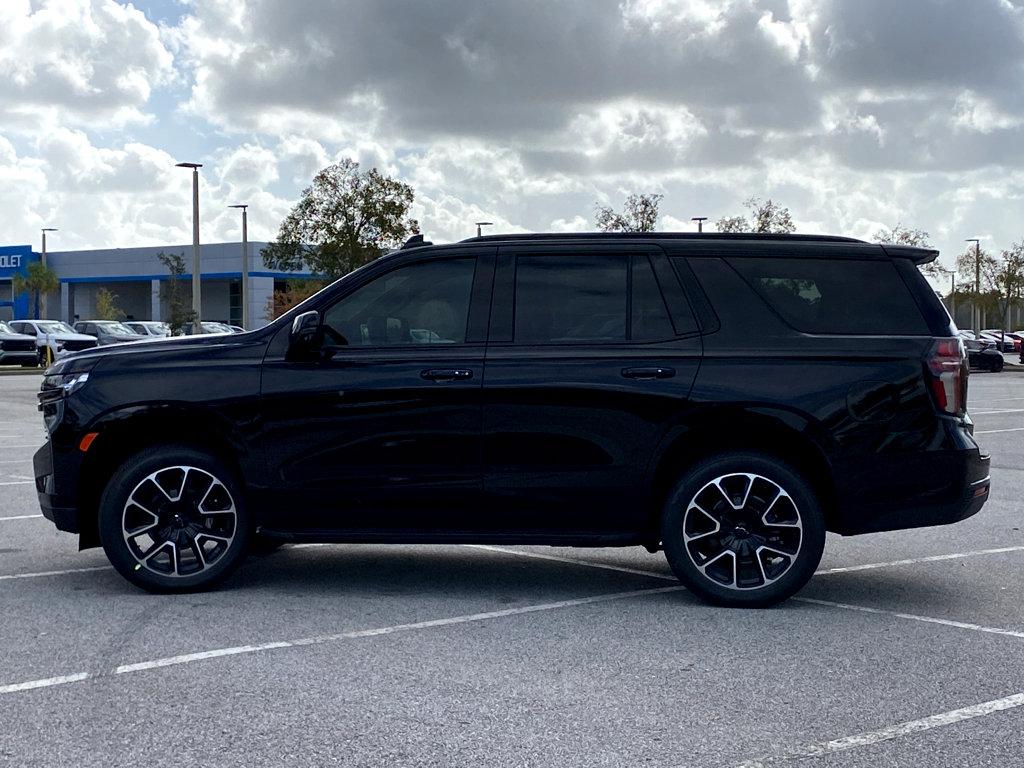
[42,371,90,395]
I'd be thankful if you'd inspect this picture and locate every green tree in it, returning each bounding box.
[716,197,796,234]
[873,223,931,248]
[94,287,125,320]
[265,278,327,321]
[263,159,419,279]
[594,193,663,232]
[874,223,941,278]
[157,251,196,336]
[12,261,59,318]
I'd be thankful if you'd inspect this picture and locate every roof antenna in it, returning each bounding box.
[401,234,432,249]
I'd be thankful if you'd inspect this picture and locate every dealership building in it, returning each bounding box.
[0,242,310,329]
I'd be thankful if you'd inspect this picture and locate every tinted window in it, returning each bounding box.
[514,256,627,343]
[322,258,475,346]
[632,255,675,341]
[728,257,929,335]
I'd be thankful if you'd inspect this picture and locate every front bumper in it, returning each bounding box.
[33,441,79,533]
[0,351,36,364]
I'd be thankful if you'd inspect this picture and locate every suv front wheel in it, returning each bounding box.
[98,445,251,593]
[661,452,826,608]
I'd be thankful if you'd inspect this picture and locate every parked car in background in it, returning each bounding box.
[983,330,1021,352]
[0,320,40,366]
[197,321,235,335]
[964,338,1004,372]
[32,231,990,608]
[73,321,147,346]
[8,319,97,362]
[227,325,245,334]
[125,321,171,338]
[980,330,1018,352]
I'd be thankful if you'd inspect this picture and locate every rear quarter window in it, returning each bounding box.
[727,257,929,335]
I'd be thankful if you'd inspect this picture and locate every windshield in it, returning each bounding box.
[0,321,12,334]
[202,322,232,333]
[37,321,74,334]
[96,321,136,335]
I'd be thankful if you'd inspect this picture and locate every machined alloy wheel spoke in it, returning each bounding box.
[682,472,803,591]
[121,465,237,579]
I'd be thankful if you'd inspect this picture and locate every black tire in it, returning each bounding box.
[661,452,826,608]
[992,357,1004,373]
[98,445,251,593]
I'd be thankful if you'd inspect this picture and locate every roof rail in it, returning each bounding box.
[401,234,433,249]
[458,231,867,245]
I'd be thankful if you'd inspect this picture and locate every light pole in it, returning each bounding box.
[937,267,956,325]
[228,204,249,330]
[40,228,57,319]
[691,216,707,233]
[475,221,493,238]
[966,238,981,336]
[177,162,203,334]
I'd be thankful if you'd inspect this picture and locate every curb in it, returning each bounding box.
[0,368,43,377]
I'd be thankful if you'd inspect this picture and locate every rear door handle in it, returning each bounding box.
[421,368,474,382]
[621,366,675,380]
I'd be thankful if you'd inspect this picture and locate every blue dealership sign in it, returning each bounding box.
[0,245,40,319]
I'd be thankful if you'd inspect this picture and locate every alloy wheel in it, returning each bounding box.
[682,472,803,590]
[121,466,237,577]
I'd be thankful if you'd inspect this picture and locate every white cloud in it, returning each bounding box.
[0,0,174,130]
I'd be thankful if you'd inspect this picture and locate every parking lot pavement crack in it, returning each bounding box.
[738,690,1024,767]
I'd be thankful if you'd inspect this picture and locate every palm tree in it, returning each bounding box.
[12,262,59,318]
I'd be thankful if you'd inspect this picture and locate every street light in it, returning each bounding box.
[475,221,493,238]
[40,228,57,319]
[228,204,249,330]
[936,266,956,325]
[176,162,203,335]
[691,216,707,233]
[966,238,981,337]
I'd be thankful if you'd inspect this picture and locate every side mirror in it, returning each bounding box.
[289,310,320,350]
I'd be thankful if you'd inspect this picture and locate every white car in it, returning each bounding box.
[124,321,171,337]
[0,320,39,366]
[7,319,99,362]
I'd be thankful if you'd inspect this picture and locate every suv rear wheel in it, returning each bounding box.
[98,445,251,593]
[661,452,825,607]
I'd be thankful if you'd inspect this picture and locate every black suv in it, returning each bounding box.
[33,233,990,606]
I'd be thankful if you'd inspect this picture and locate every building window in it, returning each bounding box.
[229,280,242,326]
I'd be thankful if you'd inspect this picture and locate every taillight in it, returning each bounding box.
[926,337,967,416]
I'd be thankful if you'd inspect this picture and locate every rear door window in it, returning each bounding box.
[514,255,628,344]
[728,257,929,335]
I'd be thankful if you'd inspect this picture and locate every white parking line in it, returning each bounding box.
[0,584,685,696]
[815,545,1024,574]
[797,598,1024,640]
[0,480,33,486]
[467,544,673,579]
[470,544,1024,581]
[0,514,43,521]
[976,427,1024,435]
[970,408,1024,415]
[0,565,109,582]
[741,691,1024,766]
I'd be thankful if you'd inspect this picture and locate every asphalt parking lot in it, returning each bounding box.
[0,371,1022,767]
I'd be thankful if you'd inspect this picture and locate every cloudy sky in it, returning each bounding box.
[1,0,1023,270]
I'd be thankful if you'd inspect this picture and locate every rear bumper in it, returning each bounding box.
[832,445,991,535]
[33,442,79,533]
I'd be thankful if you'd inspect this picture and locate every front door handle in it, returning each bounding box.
[621,366,675,380]
[421,368,474,382]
